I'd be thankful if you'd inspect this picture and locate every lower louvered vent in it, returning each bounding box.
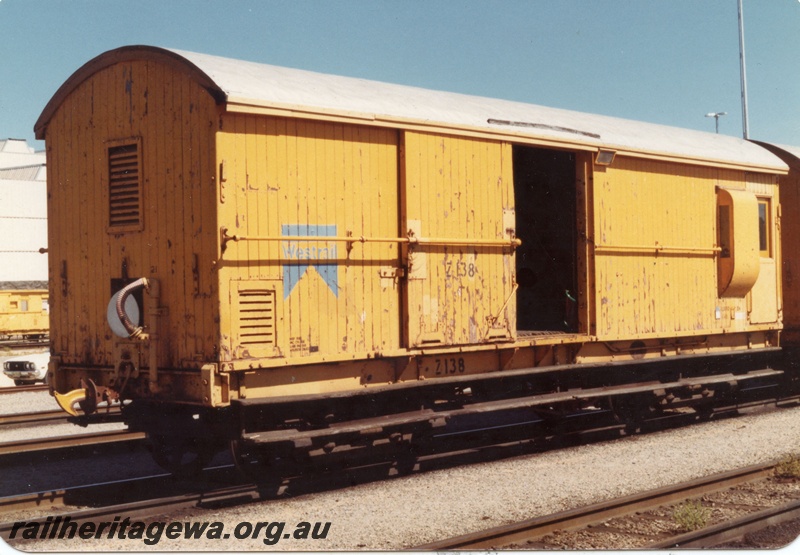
[239,289,277,347]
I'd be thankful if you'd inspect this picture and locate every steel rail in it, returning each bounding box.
[0,464,238,518]
[0,489,68,516]
[649,498,800,548]
[0,384,48,395]
[413,462,779,550]
[0,409,74,428]
[0,429,145,456]
[0,407,122,428]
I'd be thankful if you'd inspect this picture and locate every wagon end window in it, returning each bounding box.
[718,205,731,258]
[758,199,771,258]
[716,188,760,297]
[107,139,143,232]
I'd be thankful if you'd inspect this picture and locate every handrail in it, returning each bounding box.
[594,243,721,255]
[220,226,521,252]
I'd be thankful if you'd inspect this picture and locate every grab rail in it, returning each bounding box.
[220,226,521,253]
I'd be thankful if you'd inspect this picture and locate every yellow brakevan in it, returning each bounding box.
[34,46,790,473]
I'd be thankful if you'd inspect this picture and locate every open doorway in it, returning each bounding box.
[513,145,578,333]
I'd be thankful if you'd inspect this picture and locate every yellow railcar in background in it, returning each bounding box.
[0,282,48,340]
[35,46,793,473]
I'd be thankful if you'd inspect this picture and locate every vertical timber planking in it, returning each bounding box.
[46,57,220,368]
[403,131,513,347]
[216,115,401,362]
[592,157,763,339]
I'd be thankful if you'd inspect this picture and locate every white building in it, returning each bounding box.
[0,139,48,283]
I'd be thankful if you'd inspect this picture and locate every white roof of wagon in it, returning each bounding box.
[36,46,787,173]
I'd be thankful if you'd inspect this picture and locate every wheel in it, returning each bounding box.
[231,439,271,479]
[694,403,715,421]
[148,434,216,477]
[608,396,650,434]
[392,448,418,476]
[230,439,284,493]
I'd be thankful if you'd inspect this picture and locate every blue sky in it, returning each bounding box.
[1,0,799,148]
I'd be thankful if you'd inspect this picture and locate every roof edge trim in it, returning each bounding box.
[34,45,226,140]
[225,100,788,174]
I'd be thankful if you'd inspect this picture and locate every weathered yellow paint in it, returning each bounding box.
[747,175,781,324]
[716,188,760,297]
[403,132,516,346]
[595,158,716,337]
[750,261,778,324]
[593,157,779,339]
[217,114,402,360]
[42,57,220,370]
[38,47,785,409]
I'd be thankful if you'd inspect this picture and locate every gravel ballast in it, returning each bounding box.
[9,404,800,551]
[0,390,53,416]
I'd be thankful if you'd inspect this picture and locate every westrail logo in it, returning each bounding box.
[281,224,339,299]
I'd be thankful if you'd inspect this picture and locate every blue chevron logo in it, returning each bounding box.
[281,224,338,299]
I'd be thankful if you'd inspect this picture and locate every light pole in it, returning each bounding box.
[705,111,727,134]
[738,0,750,139]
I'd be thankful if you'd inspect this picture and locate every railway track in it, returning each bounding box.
[0,384,47,395]
[3,448,798,549]
[0,418,645,544]
[0,464,242,518]
[0,429,144,456]
[417,460,800,550]
[0,407,122,429]
[0,398,798,550]
[0,428,652,546]
[0,466,256,543]
[0,409,73,428]
[650,499,800,548]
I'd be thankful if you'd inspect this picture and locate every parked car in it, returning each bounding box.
[3,351,49,385]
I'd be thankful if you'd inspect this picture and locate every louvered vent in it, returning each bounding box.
[238,289,277,347]
[108,143,141,229]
